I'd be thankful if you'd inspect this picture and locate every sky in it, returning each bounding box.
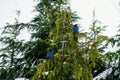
[0,0,35,41]
[0,0,120,39]
[71,0,120,36]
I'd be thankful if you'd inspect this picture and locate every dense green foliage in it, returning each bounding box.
[0,0,119,80]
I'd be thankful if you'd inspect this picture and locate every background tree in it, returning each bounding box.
[93,24,120,80]
[100,24,120,80]
[0,11,25,79]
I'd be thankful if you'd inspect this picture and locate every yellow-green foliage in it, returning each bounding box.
[32,1,108,80]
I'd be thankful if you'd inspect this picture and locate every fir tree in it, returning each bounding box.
[0,11,25,79]
[32,2,109,80]
[103,24,120,80]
